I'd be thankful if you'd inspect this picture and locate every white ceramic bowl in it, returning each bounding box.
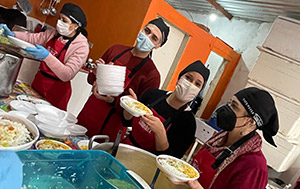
[0,112,39,151]
[156,155,200,182]
[7,36,36,49]
[10,100,37,114]
[35,139,72,150]
[120,96,152,117]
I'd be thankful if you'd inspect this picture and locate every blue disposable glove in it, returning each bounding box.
[0,24,15,37]
[0,151,23,189]
[25,44,50,60]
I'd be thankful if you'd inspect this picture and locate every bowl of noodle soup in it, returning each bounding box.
[0,112,39,151]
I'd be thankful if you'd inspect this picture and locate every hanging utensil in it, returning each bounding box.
[49,0,57,16]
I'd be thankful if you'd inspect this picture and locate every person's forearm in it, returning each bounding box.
[154,130,169,151]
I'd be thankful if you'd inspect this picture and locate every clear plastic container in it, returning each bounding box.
[17,150,143,188]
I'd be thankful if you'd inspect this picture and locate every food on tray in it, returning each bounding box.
[0,35,14,46]
[36,140,71,150]
[158,157,198,179]
[107,179,137,189]
[125,100,151,114]
[0,116,33,147]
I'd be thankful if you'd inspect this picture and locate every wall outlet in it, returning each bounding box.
[195,118,218,143]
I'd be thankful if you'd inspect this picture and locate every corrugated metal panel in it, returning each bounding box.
[165,0,300,22]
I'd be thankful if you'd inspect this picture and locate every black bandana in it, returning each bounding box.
[148,18,169,47]
[60,3,87,28]
[235,87,279,147]
[178,60,210,89]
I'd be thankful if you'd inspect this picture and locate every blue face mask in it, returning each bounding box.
[136,31,155,52]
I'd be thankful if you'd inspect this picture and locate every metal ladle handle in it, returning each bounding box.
[88,135,110,150]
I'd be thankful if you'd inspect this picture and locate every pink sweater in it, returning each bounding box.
[15,30,89,81]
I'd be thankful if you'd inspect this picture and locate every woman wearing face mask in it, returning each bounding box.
[121,61,210,158]
[0,3,89,110]
[180,87,279,189]
[77,18,169,141]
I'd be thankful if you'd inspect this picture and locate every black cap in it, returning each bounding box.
[178,60,210,90]
[60,3,87,28]
[235,87,279,147]
[148,18,169,47]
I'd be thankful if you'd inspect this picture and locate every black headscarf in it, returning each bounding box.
[178,60,210,90]
[60,3,87,37]
[148,18,169,47]
[235,87,279,147]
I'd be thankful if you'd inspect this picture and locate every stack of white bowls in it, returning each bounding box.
[34,104,87,138]
[96,64,126,96]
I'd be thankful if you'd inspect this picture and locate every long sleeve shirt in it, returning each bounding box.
[15,29,89,81]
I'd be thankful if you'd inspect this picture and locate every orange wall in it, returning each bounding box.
[2,0,240,118]
[45,0,151,60]
[143,0,241,119]
[1,0,49,22]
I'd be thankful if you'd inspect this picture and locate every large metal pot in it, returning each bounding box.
[89,136,188,189]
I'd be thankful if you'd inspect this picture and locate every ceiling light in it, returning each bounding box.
[209,13,217,21]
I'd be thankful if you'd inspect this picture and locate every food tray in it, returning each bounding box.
[17,150,145,189]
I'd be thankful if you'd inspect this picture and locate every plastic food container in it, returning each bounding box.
[120,96,152,117]
[17,150,147,189]
[156,154,200,182]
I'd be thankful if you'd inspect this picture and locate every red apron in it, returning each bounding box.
[191,148,216,189]
[31,38,70,111]
[78,60,131,141]
[122,108,167,153]
[77,47,149,141]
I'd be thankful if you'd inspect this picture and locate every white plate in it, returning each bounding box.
[0,112,39,151]
[120,96,152,117]
[16,95,50,105]
[35,139,72,150]
[10,100,37,114]
[156,155,200,182]
[7,36,36,49]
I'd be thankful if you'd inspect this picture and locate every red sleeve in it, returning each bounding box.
[101,45,115,63]
[211,152,268,189]
[137,71,160,96]
[225,166,268,189]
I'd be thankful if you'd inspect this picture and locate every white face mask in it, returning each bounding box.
[135,31,155,52]
[56,20,73,36]
[174,77,201,102]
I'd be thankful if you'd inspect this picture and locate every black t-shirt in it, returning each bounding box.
[140,89,196,158]
[0,7,26,30]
